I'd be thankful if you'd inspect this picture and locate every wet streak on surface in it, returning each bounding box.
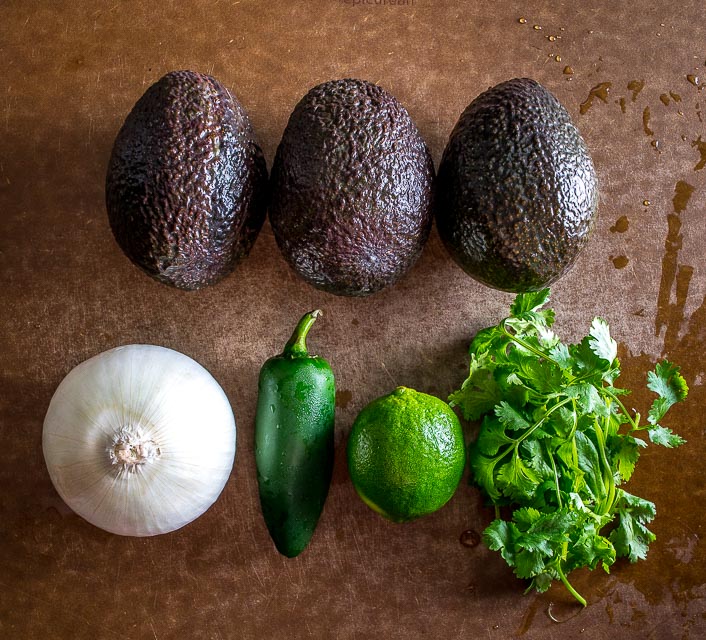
[579,82,612,115]
[693,136,706,171]
[655,181,695,346]
[642,106,654,136]
[628,79,645,101]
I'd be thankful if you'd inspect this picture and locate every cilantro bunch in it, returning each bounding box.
[449,289,687,606]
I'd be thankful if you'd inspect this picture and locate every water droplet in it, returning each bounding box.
[687,74,700,87]
[555,55,562,62]
[627,79,645,101]
[270,404,276,413]
[588,29,594,34]
[670,91,682,102]
[660,93,671,105]
[643,199,651,206]
[610,216,629,233]
[579,82,612,114]
[518,17,527,24]
[692,136,706,170]
[459,529,481,547]
[643,106,654,136]
[651,139,661,150]
[612,255,629,269]
[547,35,557,41]
[533,24,542,30]
[563,65,574,75]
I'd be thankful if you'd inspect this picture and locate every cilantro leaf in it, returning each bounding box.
[570,337,619,383]
[588,317,618,364]
[609,491,656,562]
[607,435,640,482]
[474,416,513,456]
[495,401,531,431]
[469,325,506,357]
[574,431,605,503]
[448,353,501,420]
[647,361,689,426]
[549,342,572,370]
[515,548,547,579]
[647,361,689,403]
[484,519,519,566]
[565,383,608,417]
[521,440,554,480]
[496,457,541,501]
[468,442,504,502]
[510,288,552,316]
[647,424,686,448]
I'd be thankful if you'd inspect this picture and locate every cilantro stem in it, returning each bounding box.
[515,397,573,446]
[500,320,563,367]
[594,419,616,516]
[546,442,563,508]
[600,387,639,431]
[556,563,587,607]
[486,397,575,472]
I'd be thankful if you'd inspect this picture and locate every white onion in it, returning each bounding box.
[43,344,236,536]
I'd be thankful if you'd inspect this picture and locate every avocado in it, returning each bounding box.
[436,78,598,292]
[106,70,268,290]
[269,79,434,297]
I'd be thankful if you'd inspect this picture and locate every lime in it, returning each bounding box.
[347,387,465,523]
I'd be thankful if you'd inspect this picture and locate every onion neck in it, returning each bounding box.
[109,427,161,472]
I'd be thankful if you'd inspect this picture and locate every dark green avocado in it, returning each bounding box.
[269,78,434,297]
[106,70,268,290]
[436,78,598,292]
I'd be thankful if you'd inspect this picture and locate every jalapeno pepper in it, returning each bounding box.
[255,310,335,557]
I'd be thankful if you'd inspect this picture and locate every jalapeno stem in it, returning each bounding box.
[283,310,322,357]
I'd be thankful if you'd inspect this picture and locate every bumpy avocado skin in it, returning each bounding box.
[269,79,434,297]
[436,78,598,293]
[106,70,268,290]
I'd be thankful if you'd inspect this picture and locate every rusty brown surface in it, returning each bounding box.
[1,1,705,638]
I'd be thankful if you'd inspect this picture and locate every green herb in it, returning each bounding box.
[449,289,687,605]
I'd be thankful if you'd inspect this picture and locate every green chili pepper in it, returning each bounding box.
[255,310,335,557]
